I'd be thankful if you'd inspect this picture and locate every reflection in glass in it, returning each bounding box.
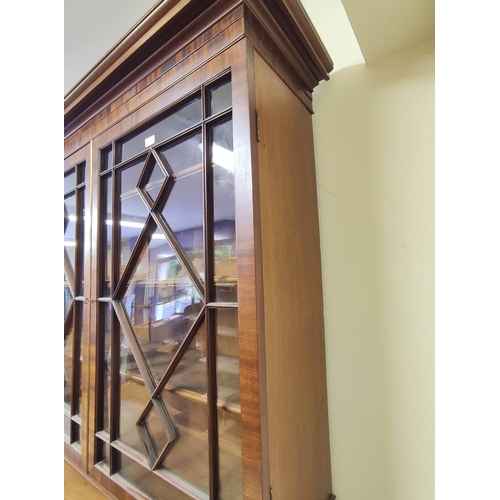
[64,272,73,319]
[97,440,109,466]
[64,326,74,406]
[101,145,113,172]
[64,193,77,271]
[78,311,85,418]
[142,158,166,204]
[64,169,76,192]
[118,157,149,276]
[77,162,86,184]
[64,187,85,298]
[73,423,80,444]
[80,192,86,300]
[120,96,202,162]
[219,411,242,500]
[141,401,170,459]
[64,414,71,440]
[121,227,203,382]
[160,321,209,493]
[216,308,242,499]
[216,309,240,405]
[118,454,192,500]
[119,358,150,454]
[102,303,112,433]
[211,119,237,301]
[207,78,232,116]
[159,133,205,283]
[103,174,112,297]
[156,133,202,176]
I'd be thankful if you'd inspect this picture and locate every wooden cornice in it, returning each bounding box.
[64,0,214,125]
[64,0,190,108]
[64,0,333,128]
[251,0,333,81]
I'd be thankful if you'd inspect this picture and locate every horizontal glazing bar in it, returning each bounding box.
[206,302,238,308]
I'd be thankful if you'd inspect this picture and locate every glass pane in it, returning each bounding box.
[64,169,76,192]
[77,161,86,184]
[211,119,237,302]
[101,145,113,171]
[96,439,109,466]
[64,413,71,440]
[64,272,73,319]
[160,320,209,493]
[207,78,232,116]
[122,226,203,382]
[120,96,202,162]
[119,356,150,454]
[118,454,191,500]
[102,174,112,297]
[78,307,85,418]
[72,422,81,444]
[156,132,202,176]
[158,133,205,283]
[118,157,149,276]
[79,188,87,299]
[216,309,240,406]
[64,326,74,405]
[219,411,242,500]
[142,157,166,204]
[142,401,170,459]
[64,193,77,271]
[216,308,242,499]
[102,303,112,433]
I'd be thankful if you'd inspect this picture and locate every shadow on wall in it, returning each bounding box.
[312,38,435,500]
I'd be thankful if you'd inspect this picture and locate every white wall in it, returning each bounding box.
[312,38,435,500]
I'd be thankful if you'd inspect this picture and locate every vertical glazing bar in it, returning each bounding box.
[111,160,121,292]
[206,307,220,499]
[203,84,219,499]
[203,89,216,305]
[71,301,82,443]
[94,302,104,461]
[109,308,121,474]
[109,157,122,474]
[94,162,108,462]
[71,183,85,443]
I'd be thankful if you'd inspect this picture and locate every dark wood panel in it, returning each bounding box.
[254,51,332,500]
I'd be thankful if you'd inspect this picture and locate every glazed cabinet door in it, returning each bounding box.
[64,143,93,469]
[82,49,260,499]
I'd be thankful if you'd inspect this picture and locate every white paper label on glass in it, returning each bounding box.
[145,135,156,147]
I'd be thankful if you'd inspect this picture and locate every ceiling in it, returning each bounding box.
[64,0,434,96]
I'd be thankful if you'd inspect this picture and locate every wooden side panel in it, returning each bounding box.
[232,40,269,500]
[254,52,332,500]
